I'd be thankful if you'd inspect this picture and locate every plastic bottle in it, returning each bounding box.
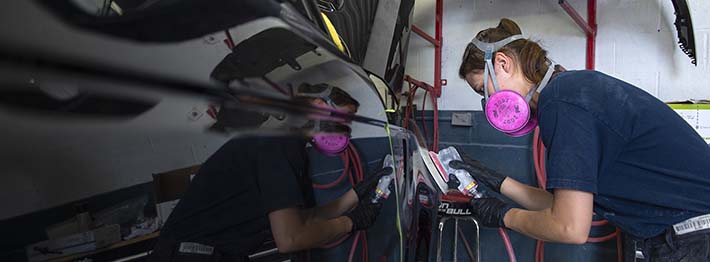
[438,146,483,198]
[372,154,395,203]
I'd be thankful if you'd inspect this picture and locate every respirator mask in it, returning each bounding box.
[294,85,351,155]
[470,35,555,137]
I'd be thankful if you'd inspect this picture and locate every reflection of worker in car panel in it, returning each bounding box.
[151,84,389,261]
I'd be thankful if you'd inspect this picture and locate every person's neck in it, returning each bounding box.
[503,73,537,111]
[506,74,535,99]
[529,68,561,112]
[530,92,539,112]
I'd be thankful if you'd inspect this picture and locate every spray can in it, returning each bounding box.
[372,154,395,203]
[438,147,483,198]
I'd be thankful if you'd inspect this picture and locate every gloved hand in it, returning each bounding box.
[447,174,461,190]
[344,201,383,232]
[448,146,507,193]
[353,167,393,201]
[469,197,514,228]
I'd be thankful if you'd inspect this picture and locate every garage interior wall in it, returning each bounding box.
[406,0,710,111]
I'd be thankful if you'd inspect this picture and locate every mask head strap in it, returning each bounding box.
[524,61,556,102]
[311,119,350,134]
[313,119,321,133]
[470,34,524,53]
[295,84,336,107]
[470,35,523,96]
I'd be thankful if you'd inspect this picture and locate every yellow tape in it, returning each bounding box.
[668,104,710,110]
[668,104,698,110]
[320,13,346,54]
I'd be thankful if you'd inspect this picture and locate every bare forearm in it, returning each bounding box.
[500,178,553,210]
[503,189,593,245]
[504,208,583,243]
[307,190,358,222]
[279,216,352,252]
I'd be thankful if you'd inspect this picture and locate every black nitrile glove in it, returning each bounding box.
[447,174,461,190]
[448,146,507,193]
[469,197,513,228]
[353,167,393,201]
[344,201,383,232]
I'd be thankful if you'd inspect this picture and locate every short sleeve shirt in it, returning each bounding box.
[159,136,312,256]
[538,70,710,239]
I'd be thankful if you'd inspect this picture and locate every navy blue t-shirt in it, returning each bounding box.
[538,70,710,239]
[159,136,312,256]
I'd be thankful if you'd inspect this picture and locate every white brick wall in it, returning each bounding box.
[406,0,710,110]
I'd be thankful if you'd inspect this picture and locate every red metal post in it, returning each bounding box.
[434,0,443,97]
[410,0,443,97]
[586,0,597,70]
[406,0,443,150]
[559,0,594,35]
[411,25,439,46]
[404,75,435,91]
[559,0,597,70]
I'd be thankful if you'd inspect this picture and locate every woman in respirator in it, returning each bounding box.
[452,18,710,261]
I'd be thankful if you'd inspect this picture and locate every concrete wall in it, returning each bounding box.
[406,0,710,110]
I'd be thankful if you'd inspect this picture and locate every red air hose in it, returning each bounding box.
[532,128,547,262]
[421,90,430,149]
[616,228,623,262]
[499,228,517,262]
[312,154,350,189]
[535,239,545,262]
[347,145,368,262]
[403,82,416,129]
[404,76,440,151]
[313,144,368,262]
[456,224,476,260]
[362,231,369,260]
[321,234,351,249]
[591,220,609,227]
[348,231,362,262]
[586,230,619,243]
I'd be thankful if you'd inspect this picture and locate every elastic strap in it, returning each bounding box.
[471,34,524,98]
[294,85,336,106]
[470,34,524,53]
[525,62,556,102]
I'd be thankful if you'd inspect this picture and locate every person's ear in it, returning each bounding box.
[494,52,514,78]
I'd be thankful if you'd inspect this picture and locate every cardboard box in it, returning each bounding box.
[26,224,121,262]
[668,100,710,143]
[152,165,200,226]
[45,212,92,240]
